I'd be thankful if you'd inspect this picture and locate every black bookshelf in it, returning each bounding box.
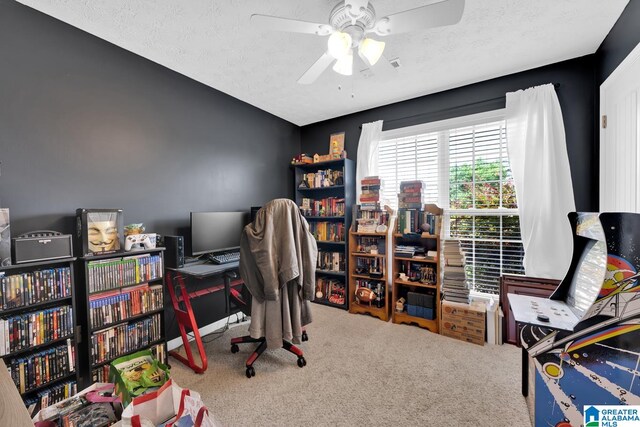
[76,248,167,389]
[0,257,80,408]
[292,158,355,310]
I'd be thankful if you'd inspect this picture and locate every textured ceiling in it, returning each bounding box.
[16,0,629,126]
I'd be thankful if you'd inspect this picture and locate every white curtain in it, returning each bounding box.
[356,120,384,200]
[506,84,575,280]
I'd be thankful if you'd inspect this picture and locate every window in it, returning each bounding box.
[378,111,524,294]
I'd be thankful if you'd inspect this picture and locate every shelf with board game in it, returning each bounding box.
[293,158,355,310]
[0,257,80,411]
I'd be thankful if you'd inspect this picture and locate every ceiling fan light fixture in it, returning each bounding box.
[358,38,385,66]
[327,31,353,59]
[332,49,353,76]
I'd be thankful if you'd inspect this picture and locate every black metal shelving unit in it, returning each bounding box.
[292,158,355,310]
[0,257,79,408]
[76,248,166,389]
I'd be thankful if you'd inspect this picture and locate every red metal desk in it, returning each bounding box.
[165,261,243,374]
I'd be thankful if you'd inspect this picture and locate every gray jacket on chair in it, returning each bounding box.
[239,199,318,348]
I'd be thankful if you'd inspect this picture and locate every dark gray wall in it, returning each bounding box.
[300,56,597,211]
[596,0,640,84]
[0,0,299,338]
[0,0,299,239]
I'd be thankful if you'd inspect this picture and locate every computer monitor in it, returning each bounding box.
[250,206,262,224]
[190,211,249,256]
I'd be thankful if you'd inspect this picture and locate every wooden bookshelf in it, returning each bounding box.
[392,206,443,333]
[348,216,394,322]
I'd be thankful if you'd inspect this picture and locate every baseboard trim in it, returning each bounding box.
[166,313,246,351]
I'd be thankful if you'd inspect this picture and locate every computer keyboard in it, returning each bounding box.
[207,251,240,264]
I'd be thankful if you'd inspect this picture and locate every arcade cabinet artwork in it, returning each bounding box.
[509,213,640,427]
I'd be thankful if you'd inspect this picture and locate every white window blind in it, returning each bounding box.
[378,113,524,294]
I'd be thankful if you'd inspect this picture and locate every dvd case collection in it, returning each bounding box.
[91,313,161,365]
[0,305,74,355]
[91,342,165,383]
[87,254,163,293]
[8,339,75,393]
[23,380,77,411]
[0,267,72,310]
[89,284,163,329]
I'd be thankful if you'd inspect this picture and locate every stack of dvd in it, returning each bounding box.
[90,313,162,365]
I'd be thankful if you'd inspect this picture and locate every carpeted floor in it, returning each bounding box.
[170,304,531,427]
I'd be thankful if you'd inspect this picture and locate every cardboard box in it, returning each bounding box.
[441,328,485,346]
[440,300,486,345]
[441,320,484,339]
[441,300,486,321]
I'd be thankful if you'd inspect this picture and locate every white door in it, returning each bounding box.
[600,42,640,213]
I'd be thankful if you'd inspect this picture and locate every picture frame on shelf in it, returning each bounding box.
[329,132,345,158]
[76,208,124,256]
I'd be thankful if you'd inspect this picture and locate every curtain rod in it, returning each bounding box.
[358,83,560,129]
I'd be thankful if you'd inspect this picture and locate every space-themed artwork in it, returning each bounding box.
[520,213,640,427]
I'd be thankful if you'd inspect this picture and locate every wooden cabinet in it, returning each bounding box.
[292,159,355,309]
[500,274,559,346]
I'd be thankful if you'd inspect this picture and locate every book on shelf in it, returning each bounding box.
[442,239,470,303]
[315,277,345,305]
[300,169,344,189]
[299,197,345,217]
[316,250,346,273]
[309,222,345,242]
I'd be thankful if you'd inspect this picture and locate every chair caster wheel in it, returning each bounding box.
[246,366,255,378]
[297,357,306,368]
[301,331,308,342]
[231,344,239,354]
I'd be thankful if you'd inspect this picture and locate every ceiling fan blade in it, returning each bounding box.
[251,14,333,36]
[372,0,465,36]
[298,53,335,84]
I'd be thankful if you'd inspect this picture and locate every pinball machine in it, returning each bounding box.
[508,212,640,426]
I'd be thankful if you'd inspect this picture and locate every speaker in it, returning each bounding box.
[164,235,184,268]
[12,232,73,264]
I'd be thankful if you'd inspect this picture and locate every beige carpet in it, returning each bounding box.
[170,304,531,427]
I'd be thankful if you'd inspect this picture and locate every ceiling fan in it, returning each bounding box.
[251,0,465,84]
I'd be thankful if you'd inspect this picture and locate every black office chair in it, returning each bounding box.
[229,285,308,378]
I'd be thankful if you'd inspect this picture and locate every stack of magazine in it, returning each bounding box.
[442,240,470,303]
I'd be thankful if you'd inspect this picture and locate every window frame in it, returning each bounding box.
[378,109,523,296]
